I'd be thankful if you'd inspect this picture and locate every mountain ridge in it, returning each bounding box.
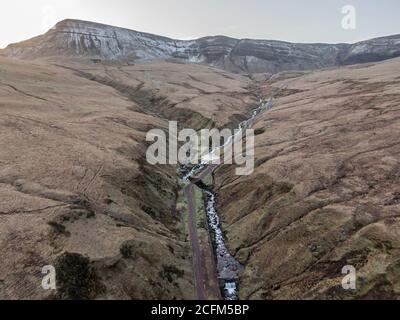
[2,19,400,73]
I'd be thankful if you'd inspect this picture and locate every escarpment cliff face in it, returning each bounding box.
[213,57,400,299]
[2,19,400,74]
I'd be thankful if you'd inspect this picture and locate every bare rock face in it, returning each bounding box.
[2,19,197,61]
[342,34,400,65]
[2,19,400,73]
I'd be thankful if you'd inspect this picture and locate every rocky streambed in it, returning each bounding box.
[203,189,243,300]
[181,95,274,299]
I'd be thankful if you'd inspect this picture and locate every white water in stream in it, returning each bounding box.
[183,97,273,180]
[184,96,274,300]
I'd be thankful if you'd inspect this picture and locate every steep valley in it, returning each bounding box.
[0,56,257,299]
[213,57,400,299]
[1,18,400,300]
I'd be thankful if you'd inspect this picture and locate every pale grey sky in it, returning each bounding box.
[1,0,399,48]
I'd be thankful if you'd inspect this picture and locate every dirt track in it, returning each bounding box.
[184,165,219,300]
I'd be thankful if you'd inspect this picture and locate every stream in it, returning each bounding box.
[182,96,274,300]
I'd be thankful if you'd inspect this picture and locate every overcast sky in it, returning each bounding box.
[1,0,399,48]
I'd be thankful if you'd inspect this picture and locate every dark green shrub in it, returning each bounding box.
[159,265,184,283]
[254,128,265,135]
[55,252,102,300]
[120,243,134,258]
[48,221,70,236]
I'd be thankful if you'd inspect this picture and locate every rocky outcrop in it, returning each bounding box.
[2,19,196,61]
[342,34,400,65]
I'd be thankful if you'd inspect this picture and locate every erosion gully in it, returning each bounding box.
[180,95,274,300]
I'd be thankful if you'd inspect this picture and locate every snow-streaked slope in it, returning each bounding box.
[3,19,198,61]
[342,34,400,65]
[2,19,400,73]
